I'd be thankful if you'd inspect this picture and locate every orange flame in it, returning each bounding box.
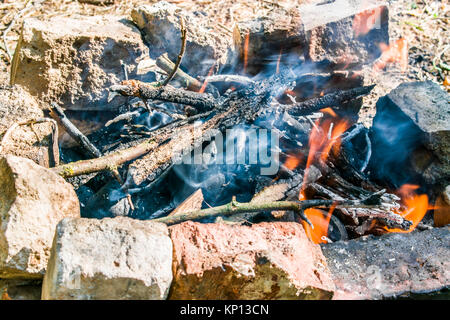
[353,8,382,37]
[320,107,337,117]
[284,153,301,171]
[297,113,350,243]
[301,206,335,244]
[243,32,250,73]
[303,117,350,174]
[373,38,408,72]
[385,184,429,233]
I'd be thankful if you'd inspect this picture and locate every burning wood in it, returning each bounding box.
[1,0,448,301]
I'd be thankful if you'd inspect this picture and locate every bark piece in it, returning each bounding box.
[321,226,450,299]
[42,217,173,300]
[10,15,148,110]
[169,189,204,217]
[169,221,335,299]
[0,155,80,279]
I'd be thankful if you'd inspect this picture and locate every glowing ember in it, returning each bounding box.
[385,184,429,233]
[373,38,408,72]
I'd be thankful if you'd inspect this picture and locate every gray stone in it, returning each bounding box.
[301,0,389,68]
[321,226,450,299]
[0,155,80,279]
[131,2,232,76]
[10,15,148,111]
[41,217,173,300]
[370,81,450,189]
[233,0,389,74]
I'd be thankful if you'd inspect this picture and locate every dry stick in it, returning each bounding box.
[153,191,393,226]
[51,138,160,178]
[50,103,127,184]
[50,103,102,158]
[0,118,59,166]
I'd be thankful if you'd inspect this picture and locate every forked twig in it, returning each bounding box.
[152,190,409,228]
[0,117,59,166]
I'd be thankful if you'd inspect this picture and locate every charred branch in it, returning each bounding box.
[283,84,376,116]
[109,80,218,114]
[50,103,102,158]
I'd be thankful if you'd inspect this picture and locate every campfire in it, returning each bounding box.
[0,0,448,301]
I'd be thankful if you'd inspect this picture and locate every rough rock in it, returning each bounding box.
[0,155,80,279]
[0,279,41,300]
[0,86,55,167]
[10,15,148,111]
[131,2,232,76]
[169,221,335,300]
[301,0,389,69]
[369,81,450,190]
[41,217,173,300]
[233,0,389,74]
[233,6,305,74]
[322,226,450,299]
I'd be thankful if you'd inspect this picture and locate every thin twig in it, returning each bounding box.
[2,0,33,62]
[160,16,186,87]
[0,117,59,166]
[152,190,403,227]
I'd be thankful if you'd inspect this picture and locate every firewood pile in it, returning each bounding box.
[0,0,448,300]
